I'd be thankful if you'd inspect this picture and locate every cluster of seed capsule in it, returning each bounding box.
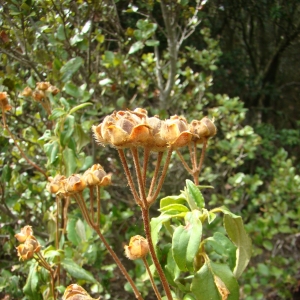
[15,226,41,261]
[21,81,60,101]
[92,108,216,151]
[47,164,111,196]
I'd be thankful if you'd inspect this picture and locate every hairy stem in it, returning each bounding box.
[147,151,163,200]
[131,147,147,207]
[141,207,173,300]
[148,148,173,205]
[74,192,143,299]
[176,149,193,174]
[118,149,142,206]
[142,257,162,300]
[142,147,151,188]
[197,139,207,174]
[93,225,143,300]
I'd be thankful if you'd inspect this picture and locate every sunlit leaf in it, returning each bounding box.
[129,41,144,54]
[60,57,84,82]
[61,258,97,283]
[224,214,252,278]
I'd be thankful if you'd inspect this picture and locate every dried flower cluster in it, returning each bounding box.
[0,92,12,111]
[124,235,149,260]
[92,108,216,151]
[47,164,111,195]
[63,284,99,300]
[21,82,60,102]
[15,225,41,260]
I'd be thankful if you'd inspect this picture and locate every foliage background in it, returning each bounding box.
[0,0,299,299]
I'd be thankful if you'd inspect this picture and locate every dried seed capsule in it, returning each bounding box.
[21,87,33,97]
[83,164,111,186]
[36,81,51,91]
[65,174,86,193]
[161,115,193,148]
[15,225,33,243]
[63,284,99,300]
[124,235,149,260]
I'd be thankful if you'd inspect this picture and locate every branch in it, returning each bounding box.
[159,0,179,108]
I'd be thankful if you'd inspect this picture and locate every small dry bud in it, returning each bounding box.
[36,81,51,91]
[65,174,86,193]
[46,85,60,95]
[0,92,12,111]
[21,87,33,97]
[15,225,33,243]
[46,175,67,194]
[83,164,111,186]
[32,90,45,101]
[63,284,99,300]
[189,117,216,143]
[124,235,149,260]
[16,235,41,260]
[0,92,8,101]
[161,115,193,148]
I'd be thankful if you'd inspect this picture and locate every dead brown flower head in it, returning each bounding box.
[63,284,99,300]
[46,175,67,194]
[161,115,193,148]
[32,90,45,102]
[65,174,86,194]
[36,82,51,91]
[124,235,149,260]
[82,164,111,187]
[189,117,217,143]
[15,226,41,261]
[15,225,33,243]
[92,108,150,148]
[21,87,33,97]
[0,92,12,111]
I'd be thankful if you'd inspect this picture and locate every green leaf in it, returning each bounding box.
[224,214,252,278]
[61,258,97,283]
[186,179,205,210]
[76,218,87,242]
[74,124,90,151]
[49,141,59,164]
[57,25,66,41]
[1,164,12,182]
[23,263,40,298]
[151,214,174,253]
[205,232,237,271]
[210,261,239,300]
[191,262,221,300]
[160,194,186,208]
[63,147,77,176]
[69,102,93,115]
[129,41,144,54]
[145,39,159,47]
[44,141,59,164]
[60,57,84,82]
[67,218,80,246]
[70,33,84,45]
[99,78,113,86]
[49,107,67,120]
[172,210,202,272]
[81,20,92,34]
[64,82,81,98]
[159,204,189,213]
[43,246,63,259]
[183,294,197,300]
[165,247,181,287]
[60,115,75,146]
